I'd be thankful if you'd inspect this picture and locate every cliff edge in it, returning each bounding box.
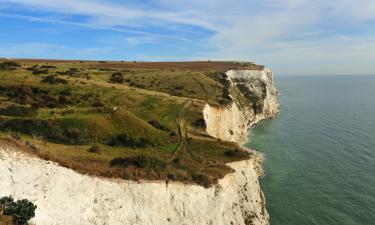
[204,68,279,144]
[0,67,279,225]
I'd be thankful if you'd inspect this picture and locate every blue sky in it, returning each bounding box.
[0,0,375,75]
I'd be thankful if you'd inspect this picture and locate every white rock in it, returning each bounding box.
[0,149,268,225]
[204,68,279,144]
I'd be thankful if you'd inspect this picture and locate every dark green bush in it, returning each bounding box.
[191,173,212,188]
[110,155,166,169]
[148,119,170,131]
[109,72,124,83]
[192,118,206,128]
[0,196,37,225]
[0,118,88,144]
[39,65,56,69]
[92,101,105,107]
[57,68,78,76]
[108,134,154,148]
[224,149,248,158]
[41,75,68,84]
[87,145,101,154]
[31,68,49,75]
[0,105,37,117]
[0,62,21,70]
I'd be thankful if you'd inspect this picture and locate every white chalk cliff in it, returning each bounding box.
[204,68,279,144]
[0,68,279,225]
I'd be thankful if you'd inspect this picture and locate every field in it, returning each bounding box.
[0,59,260,187]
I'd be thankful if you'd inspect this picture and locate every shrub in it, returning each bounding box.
[108,134,154,148]
[41,75,68,84]
[0,105,37,117]
[92,101,105,107]
[0,196,37,225]
[224,149,248,158]
[191,173,212,188]
[57,68,78,76]
[109,72,124,83]
[87,145,101,154]
[110,155,166,169]
[39,65,56,69]
[148,119,170,131]
[193,118,206,128]
[31,68,49,75]
[63,128,80,139]
[0,62,21,70]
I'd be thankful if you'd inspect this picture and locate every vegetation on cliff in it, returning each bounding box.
[0,60,263,187]
[0,196,36,225]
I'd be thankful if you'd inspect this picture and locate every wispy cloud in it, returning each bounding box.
[0,0,375,74]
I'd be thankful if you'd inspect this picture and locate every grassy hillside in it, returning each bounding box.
[0,59,260,187]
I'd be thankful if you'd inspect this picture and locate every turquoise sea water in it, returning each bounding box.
[246,76,375,225]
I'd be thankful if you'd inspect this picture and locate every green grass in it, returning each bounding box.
[0,60,255,187]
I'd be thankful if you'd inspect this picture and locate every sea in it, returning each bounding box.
[245,75,375,225]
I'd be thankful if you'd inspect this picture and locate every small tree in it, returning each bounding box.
[0,196,15,213]
[109,72,124,83]
[0,196,37,225]
[12,199,37,225]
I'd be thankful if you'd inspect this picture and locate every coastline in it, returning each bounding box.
[0,68,279,225]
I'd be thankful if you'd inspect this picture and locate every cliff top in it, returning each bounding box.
[0,59,267,187]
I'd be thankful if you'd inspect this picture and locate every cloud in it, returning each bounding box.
[0,0,375,74]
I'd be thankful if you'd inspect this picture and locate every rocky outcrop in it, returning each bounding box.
[0,148,268,225]
[203,68,279,144]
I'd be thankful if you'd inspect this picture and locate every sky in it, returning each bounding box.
[0,0,375,75]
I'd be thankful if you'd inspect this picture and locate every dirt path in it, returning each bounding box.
[170,99,193,160]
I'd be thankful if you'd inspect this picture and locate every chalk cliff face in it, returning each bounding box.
[203,68,279,144]
[0,68,278,225]
[0,148,268,225]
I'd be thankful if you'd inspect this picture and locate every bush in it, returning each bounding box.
[0,62,21,71]
[57,68,78,76]
[193,118,206,128]
[191,173,212,188]
[0,196,37,225]
[0,105,37,117]
[87,145,101,154]
[148,119,170,131]
[92,101,105,107]
[41,75,68,84]
[224,149,248,158]
[31,68,49,75]
[109,72,124,83]
[110,155,166,169]
[39,65,56,69]
[63,128,80,139]
[108,134,154,148]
